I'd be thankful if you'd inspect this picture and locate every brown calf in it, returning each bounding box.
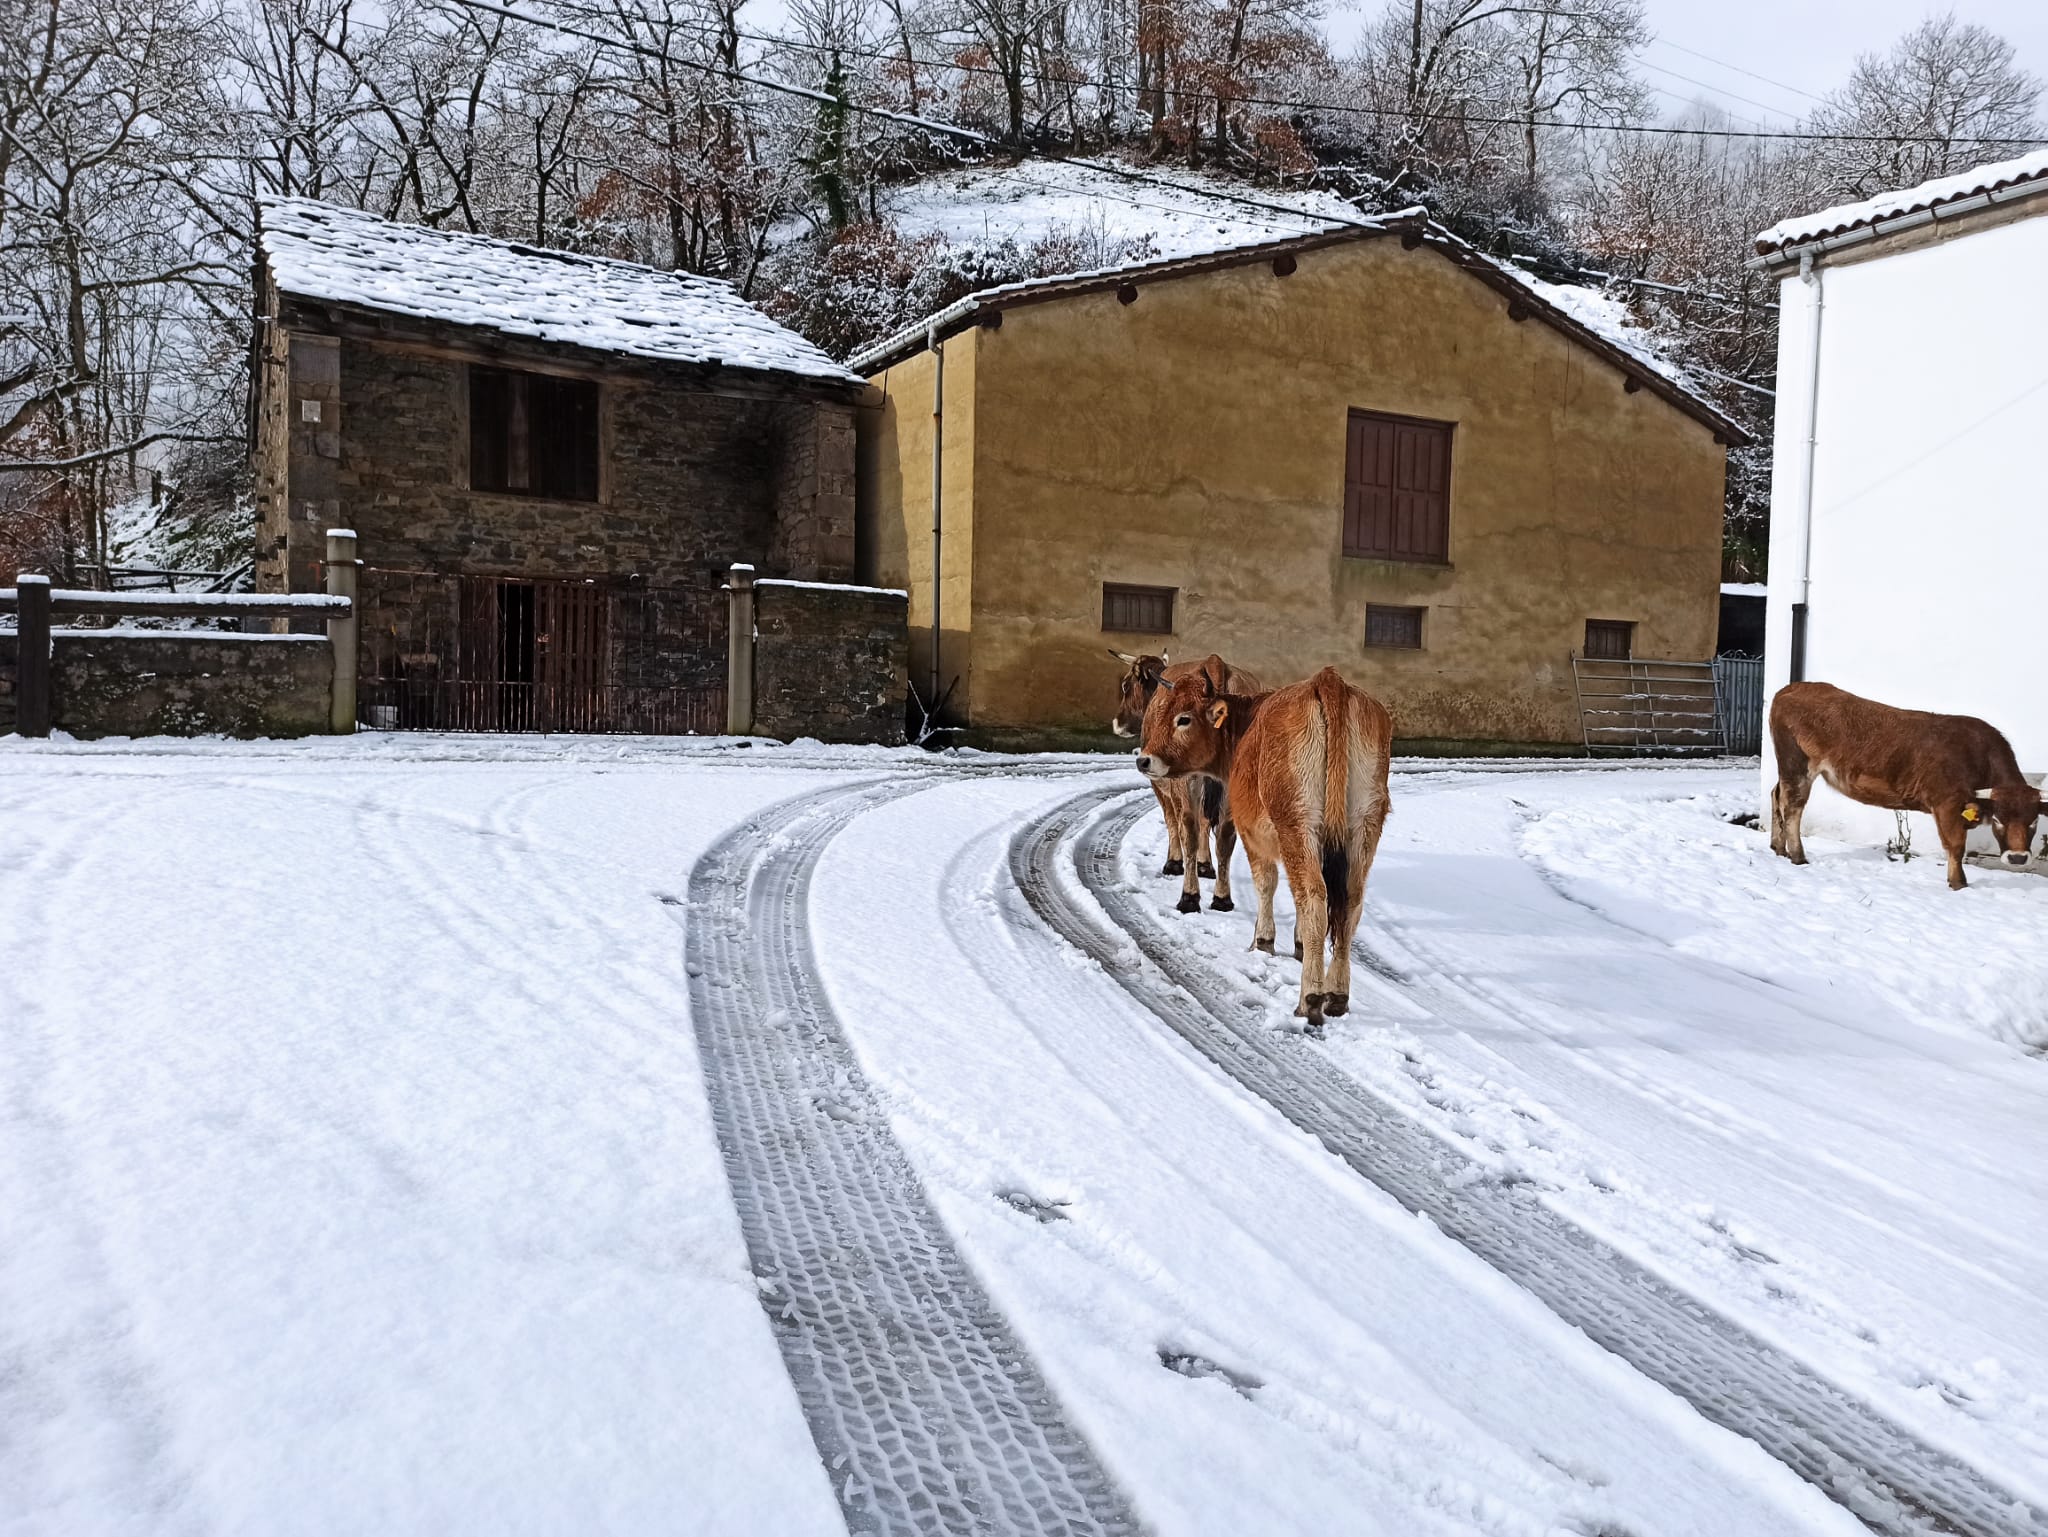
[1138,659,1393,1032]
[1770,681,2043,890]
[1109,649,1263,908]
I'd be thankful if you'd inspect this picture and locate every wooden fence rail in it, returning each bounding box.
[2,530,358,738]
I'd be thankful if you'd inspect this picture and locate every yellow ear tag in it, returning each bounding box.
[1961,804,1981,823]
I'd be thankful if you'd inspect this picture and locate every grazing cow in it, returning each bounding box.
[1769,681,2044,890]
[1137,659,1393,1032]
[1109,649,1263,907]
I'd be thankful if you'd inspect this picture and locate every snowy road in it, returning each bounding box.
[4,739,2044,1536]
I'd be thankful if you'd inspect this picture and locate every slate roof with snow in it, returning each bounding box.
[851,212,1745,443]
[1753,147,2048,262]
[258,197,862,387]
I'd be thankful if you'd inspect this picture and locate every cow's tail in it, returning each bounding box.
[1314,669,1352,935]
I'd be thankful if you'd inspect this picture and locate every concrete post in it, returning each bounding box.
[725,563,755,735]
[325,529,358,734]
[14,574,51,737]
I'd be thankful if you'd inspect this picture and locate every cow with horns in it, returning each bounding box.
[1110,650,1263,911]
[1769,681,2044,890]
[1136,658,1393,1033]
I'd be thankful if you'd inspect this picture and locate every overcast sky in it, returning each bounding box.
[1324,2,2048,128]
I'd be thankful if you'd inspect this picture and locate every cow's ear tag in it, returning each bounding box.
[1207,701,1229,729]
[1961,803,1981,823]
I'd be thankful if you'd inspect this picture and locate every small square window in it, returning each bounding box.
[1102,583,1175,635]
[1585,619,1634,660]
[470,364,600,501]
[1366,604,1424,649]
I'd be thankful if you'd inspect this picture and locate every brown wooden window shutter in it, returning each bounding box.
[1344,409,1452,563]
[1101,583,1175,635]
[1585,619,1634,660]
[470,364,600,502]
[1366,604,1424,649]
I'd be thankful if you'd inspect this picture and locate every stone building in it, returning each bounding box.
[252,197,870,733]
[855,212,1747,750]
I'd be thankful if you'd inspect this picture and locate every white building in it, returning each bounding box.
[1753,149,2048,839]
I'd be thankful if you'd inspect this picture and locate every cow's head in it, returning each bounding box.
[1109,649,1169,737]
[1966,785,2044,868]
[1135,655,1233,781]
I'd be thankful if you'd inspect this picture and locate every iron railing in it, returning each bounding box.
[358,677,724,735]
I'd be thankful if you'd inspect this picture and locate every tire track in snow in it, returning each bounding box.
[685,779,1139,1536]
[1011,783,2040,1537]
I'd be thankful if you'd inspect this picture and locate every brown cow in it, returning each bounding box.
[1137,659,1393,1032]
[1769,681,2043,890]
[1109,649,1263,908]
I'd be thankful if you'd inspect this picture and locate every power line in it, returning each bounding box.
[1651,39,1827,106]
[455,0,2044,149]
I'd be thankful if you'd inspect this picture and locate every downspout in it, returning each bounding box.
[928,324,944,715]
[1790,250,1824,682]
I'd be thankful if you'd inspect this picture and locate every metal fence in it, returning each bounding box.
[354,566,725,735]
[1714,655,1764,756]
[1571,655,1724,755]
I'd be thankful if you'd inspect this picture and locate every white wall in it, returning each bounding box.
[1760,211,2048,843]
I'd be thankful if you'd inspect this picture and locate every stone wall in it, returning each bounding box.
[0,629,333,738]
[752,580,908,745]
[257,306,865,697]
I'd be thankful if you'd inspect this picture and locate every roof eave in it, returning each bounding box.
[274,286,866,394]
[1750,170,2048,270]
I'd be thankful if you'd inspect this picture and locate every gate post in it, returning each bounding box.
[725,563,755,735]
[325,529,359,734]
[14,574,52,737]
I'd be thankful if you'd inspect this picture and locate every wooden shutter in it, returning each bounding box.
[1344,410,1452,563]
[1585,619,1634,660]
[470,366,510,492]
[470,365,599,501]
[532,374,600,501]
[1101,583,1175,634]
[1365,604,1424,649]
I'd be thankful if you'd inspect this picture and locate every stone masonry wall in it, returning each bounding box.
[752,580,908,745]
[0,630,333,738]
[269,323,860,697]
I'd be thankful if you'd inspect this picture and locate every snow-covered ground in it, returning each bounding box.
[4,740,2043,1533]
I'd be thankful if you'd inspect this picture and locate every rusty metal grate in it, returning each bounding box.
[356,566,724,734]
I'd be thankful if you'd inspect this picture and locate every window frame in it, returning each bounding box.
[1584,618,1635,660]
[1342,408,1454,565]
[468,362,602,503]
[1100,582,1176,636]
[1365,603,1425,650]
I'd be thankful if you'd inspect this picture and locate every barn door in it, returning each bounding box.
[534,581,609,731]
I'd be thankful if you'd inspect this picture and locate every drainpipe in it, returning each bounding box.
[928,324,944,716]
[1789,251,1824,682]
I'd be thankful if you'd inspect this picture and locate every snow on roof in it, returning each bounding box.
[1754,147,2048,260]
[258,197,861,386]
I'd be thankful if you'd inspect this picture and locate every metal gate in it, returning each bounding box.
[1714,655,1764,756]
[356,568,725,734]
[1571,655,1724,755]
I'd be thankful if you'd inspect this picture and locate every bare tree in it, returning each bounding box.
[1805,11,2042,199]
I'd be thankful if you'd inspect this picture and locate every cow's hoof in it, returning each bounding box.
[1252,936,1275,954]
[1788,851,1807,866]
[1197,861,1217,879]
[1176,893,1202,914]
[1209,895,1234,912]
[1296,995,1326,1035]
[1161,858,1185,877]
[1323,993,1349,1017]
